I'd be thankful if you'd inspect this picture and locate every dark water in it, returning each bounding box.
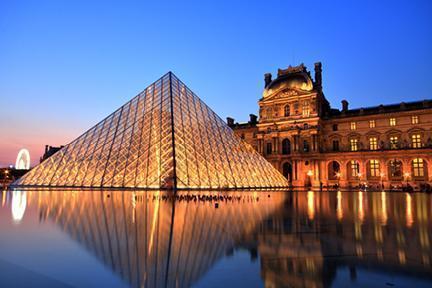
[1,190,432,288]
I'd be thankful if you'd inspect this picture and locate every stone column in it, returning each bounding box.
[340,160,348,187]
[360,160,367,184]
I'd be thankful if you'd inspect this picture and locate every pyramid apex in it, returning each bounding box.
[13,72,288,189]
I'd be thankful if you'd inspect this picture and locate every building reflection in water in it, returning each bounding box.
[258,191,432,287]
[16,190,285,288]
[5,189,432,287]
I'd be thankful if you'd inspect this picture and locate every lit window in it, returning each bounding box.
[369,120,376,128]
[302,101,310,117]
[351,160,360,177]
[369,137,378,150]
[350,122,357,130]
[390,136,398,149]
[411,134,422,148]
[389,118,396,126]
[412,158,424,177]
[350,139,358,151]
[284,105,290,117]
[369,160,380,177]
[411,115,419,124]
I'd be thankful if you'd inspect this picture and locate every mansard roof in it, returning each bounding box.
[326,99,432,119]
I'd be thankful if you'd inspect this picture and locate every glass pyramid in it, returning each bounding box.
[13,73,288,189]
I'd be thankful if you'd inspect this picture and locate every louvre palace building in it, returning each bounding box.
[228,63,432,189]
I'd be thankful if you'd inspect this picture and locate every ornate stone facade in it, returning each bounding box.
[229,63,432,190]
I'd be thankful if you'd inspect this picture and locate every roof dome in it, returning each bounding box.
[263,64,314,98]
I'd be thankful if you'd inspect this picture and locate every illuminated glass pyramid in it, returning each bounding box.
[14,73,288,189]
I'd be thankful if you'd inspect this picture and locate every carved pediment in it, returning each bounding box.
[261,88,313,103]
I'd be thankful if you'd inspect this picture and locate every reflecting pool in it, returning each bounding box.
[1,190,432,287]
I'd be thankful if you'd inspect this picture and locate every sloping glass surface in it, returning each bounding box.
[13,73,288,189]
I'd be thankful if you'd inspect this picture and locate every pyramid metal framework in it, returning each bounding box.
[14,73,288,189]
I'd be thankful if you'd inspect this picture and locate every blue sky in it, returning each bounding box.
[0,0,431,165]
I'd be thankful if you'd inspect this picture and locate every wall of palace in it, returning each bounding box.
[229,63,432,189]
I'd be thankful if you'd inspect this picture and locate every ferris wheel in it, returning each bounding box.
[15,148,30,170]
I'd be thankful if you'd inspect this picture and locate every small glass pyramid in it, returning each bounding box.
[13,73,288,189]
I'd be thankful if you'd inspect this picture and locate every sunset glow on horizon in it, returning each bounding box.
[1,0,431,167]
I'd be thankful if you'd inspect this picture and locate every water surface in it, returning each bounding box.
[1,190,431,287]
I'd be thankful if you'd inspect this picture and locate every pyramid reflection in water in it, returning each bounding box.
[14,73,287,189]
[34,190,286,287]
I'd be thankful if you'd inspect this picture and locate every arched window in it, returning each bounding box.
[368,159,380,179]
[328,161,341,180]
[388,160,402,179]
[284,105,290,117]
[412,158,426,178]
[282,139,291,155]
[347,160,360,179]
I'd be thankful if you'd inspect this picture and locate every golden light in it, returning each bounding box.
[307,170,313,177]
[406,193,413,228]
[404,172,410,179]
[336,190,343,221]
[335,172,341,178]
[307,190,315,220]
[358,191,364,223]
[358,172,362,178]
[380,172,385,178]
[380,191,387,225]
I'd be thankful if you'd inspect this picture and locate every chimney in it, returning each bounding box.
[341,100,349,112]
[314,62,322,88]
[226,117,235,127]
[249,114,257,125]
[264,73,272,88]
[45,145,49,154]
